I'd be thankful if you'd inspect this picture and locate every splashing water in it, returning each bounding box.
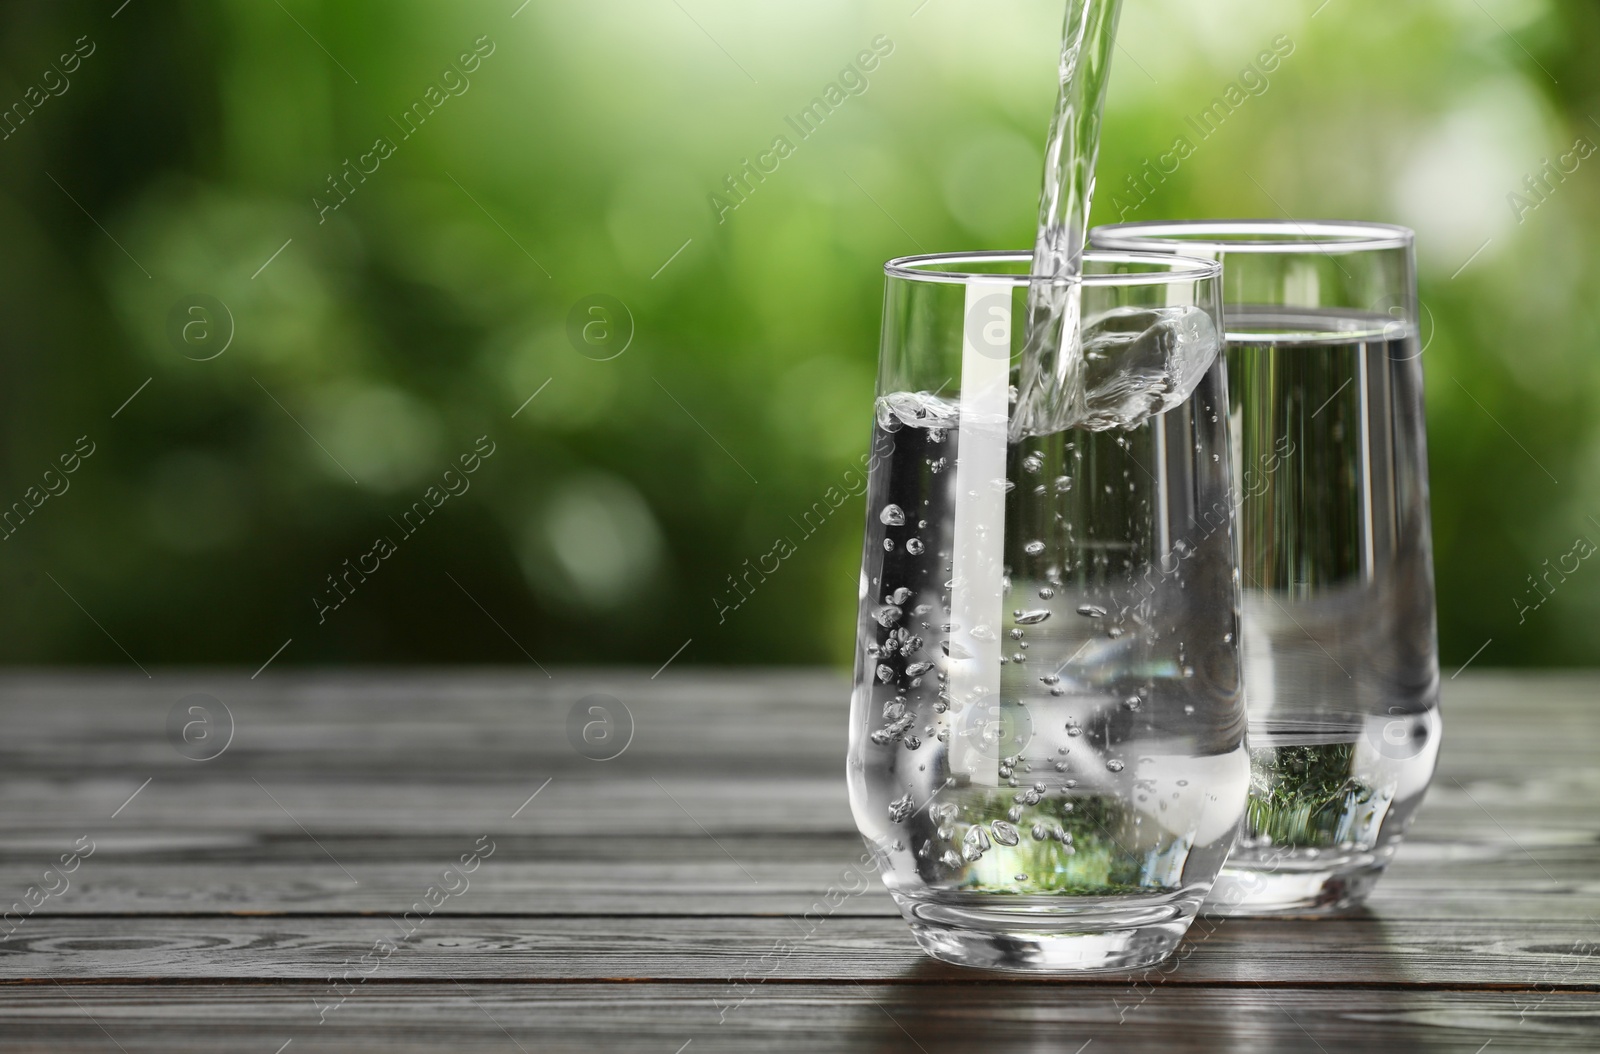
[1012,0,1125,439]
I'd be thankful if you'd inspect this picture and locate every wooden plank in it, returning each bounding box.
[0,782,1594,865]
[0,668,852,762]
[0,984,1593,1053]
[0,836,1595,919]
[2,773,1595,840]
[0,667,1592,1054]
[0,673,1591,925]
[2,915,1597,987]
[0,670,1591,777]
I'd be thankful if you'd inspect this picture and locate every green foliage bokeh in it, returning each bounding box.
[0,0,1594,669]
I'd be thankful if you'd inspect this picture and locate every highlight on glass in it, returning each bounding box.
[847,249,1250,972]
[1091,220,1442,916]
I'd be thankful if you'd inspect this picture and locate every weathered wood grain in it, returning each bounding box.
[0,816,1596,920]
[0,984,1595,1053]
[0,669,1590,776]
[1,915,1598,987]
[0,669,1593,1051]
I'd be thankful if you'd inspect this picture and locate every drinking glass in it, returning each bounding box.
[1090,220,1442,915]
[847,250,1249,972]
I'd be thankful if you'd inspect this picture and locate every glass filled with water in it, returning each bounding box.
[848,250,1249,971]
[1091,220,1442,915]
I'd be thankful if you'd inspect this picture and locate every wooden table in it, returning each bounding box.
[0,670,1595,1051]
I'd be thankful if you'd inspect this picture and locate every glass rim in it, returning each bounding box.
[883,249,1222,287]
[1089,219,1414,254]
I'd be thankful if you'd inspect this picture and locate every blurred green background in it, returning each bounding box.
[0,0,1594,669]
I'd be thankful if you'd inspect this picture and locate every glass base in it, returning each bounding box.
[1205,855,1387,917]
[893,891,1197,973]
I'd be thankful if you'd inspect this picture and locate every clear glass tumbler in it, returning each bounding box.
[1090,221,1442,915]
[847,250,1249,972]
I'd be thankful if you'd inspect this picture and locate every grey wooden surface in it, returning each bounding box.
[0,669,1595,1051]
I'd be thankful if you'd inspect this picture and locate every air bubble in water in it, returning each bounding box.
[1054,476,1073,493]
[1038,587,1056,600]
[1023,540,1045,556]
[883,539,895,552]
[880,504,906,526]
[1106,759,1125,772]
[890,587,912,605]
[1014,610,1051,625]
[1077,604,1106,618]
[888,793,914,823]
[874,606,903,628]
[990,820,1020,847]
[1022,453,1044,474]
[906,538,925,555]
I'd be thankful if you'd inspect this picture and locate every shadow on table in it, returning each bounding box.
[858,912,1421,1052]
